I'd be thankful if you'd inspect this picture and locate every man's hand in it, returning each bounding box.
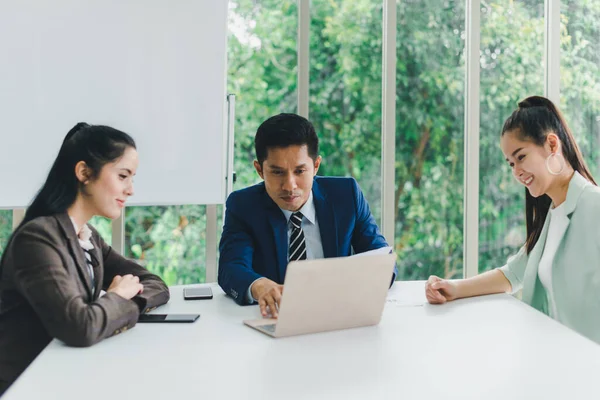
[251,278,284,318]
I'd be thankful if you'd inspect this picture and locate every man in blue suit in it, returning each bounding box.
[218,113,397,316]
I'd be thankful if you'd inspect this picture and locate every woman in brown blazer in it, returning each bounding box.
[0,123,170,395]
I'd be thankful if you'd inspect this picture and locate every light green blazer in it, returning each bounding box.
[499,171,600,344]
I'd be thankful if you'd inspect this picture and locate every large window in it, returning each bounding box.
[394,0,465,280]
[228,0,298,189]
[310,0,383,223]
[89,216,111,245]
[124,206,209,285]
[560,0,600,178]
[478,0,544,272]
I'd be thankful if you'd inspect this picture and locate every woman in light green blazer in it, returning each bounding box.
[425,96,600,344]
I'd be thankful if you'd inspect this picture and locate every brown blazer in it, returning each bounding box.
[0,212,170,388]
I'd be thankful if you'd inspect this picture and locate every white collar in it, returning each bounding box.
[70,217,94,251]
[280,191,317,225]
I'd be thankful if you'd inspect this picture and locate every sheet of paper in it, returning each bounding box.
[351,246,393,257]
[351,247,425,306]
[385,281,427,307]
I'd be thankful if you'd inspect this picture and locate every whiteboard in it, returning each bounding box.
[0,0,228,208]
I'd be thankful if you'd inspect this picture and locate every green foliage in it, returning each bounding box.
[124,205,208,286]
[228,0,298,188]
[309,0,384,222]
[560,0,600,178]
[88,216,112,245]
[393,0,466,279]
[477,1,546,273]
[0,210,11,257]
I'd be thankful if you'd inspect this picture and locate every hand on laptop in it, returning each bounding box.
[251,278,284,318]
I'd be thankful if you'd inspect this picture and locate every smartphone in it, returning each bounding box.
[138,314,200,323]
[183,287,213,300]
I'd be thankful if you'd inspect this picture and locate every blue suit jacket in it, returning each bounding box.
[218,176,397,305]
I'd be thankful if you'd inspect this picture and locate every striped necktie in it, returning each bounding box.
[82,248,96,295]
[289,212,307,261]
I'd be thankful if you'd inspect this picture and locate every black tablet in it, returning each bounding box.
[138,314,200,323]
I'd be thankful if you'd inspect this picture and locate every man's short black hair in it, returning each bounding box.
[255,113,319,166]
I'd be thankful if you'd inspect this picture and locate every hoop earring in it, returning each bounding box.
[545,152,565,175]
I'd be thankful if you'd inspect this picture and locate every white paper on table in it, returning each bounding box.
[350,246,425,306]
[351,246,393,257]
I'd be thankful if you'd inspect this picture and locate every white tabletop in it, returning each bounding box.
[5,281,600,400]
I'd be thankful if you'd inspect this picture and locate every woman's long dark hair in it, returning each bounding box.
[501,96,596,254]
[0,123,135,276]
[19,122,136,228]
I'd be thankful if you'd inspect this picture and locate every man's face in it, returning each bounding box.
[254,145,321,211]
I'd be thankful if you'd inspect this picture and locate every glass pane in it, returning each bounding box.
[560,1,600,178]
[217,204,224,253]
[310,0,382,224]
[125,205,207,286]
[395,0,465,280]
[228,0,298,189]
[0,210,12,257]
[478,0,544,272]
[88,216,112,245]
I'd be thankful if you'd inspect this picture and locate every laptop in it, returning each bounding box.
[243,250,396,338]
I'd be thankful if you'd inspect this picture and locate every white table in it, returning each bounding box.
[5,282,600,400]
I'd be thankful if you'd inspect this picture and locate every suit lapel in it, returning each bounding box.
[521,218,549,306]
[89,237,104,299]
[538,172,586,309]
[263,191,288,283]
[524,217,570,313]
[562,171,589,216]
[312,179,338,258]
[522,171,588,307]
[56,213,95,300]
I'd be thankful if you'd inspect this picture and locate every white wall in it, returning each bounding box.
[0,0,228,208]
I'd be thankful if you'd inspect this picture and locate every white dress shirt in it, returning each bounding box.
[70,217,96,295]
[279,192,324,261]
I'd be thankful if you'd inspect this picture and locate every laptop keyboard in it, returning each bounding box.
[260,323,277,333]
